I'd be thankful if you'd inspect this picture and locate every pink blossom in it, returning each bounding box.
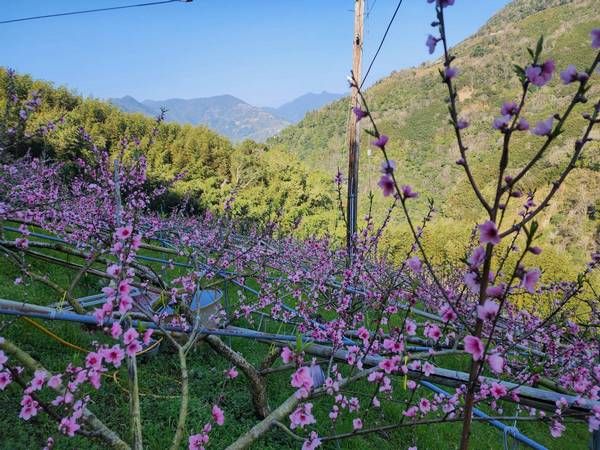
[477,300,499,321]
[118,280,131,295]
[15,237,29,249]
[0,371,12,390]
[479,220,500,245]
[123,328,139,345]
[324,377,340,394]
[19,396,39,420]
[591,29,600,49]
[85,352,103,370]
[401,185,418,199]
[423,362,435,377]
[532,117,553,136]
[291,366,314,392]
[490,382,507,399]
[589,415,600,432]
[466,271,485,294]
[405,320,417,335]
[464,335,484,361]
[47,374,62,389]
[353,107,367,121]
[403,406,418,417]
[225,367,238,379]
[357,326,370,342]
[329,405,339,420]
[59,417,81,437]
[125,340,142,357]
[379,358,398,374]
[106,264,120,277]
[487,353,504,374]
[419,398,431,414]
[560,64,579,84]
[0,350,7,368]
[424,324,441,342]
[407,256,422,273]
[88,370,102,389]
[500,101,519,116]
[102,345,125,367]
[439,304,457,323]
[111,322,123,339]
[378,174,395,197]
[302,431,322,450]
[426,34,439,54]
[550,420,565,438]
[142,328,154,345]
[289,403,316,429]
[371,135,388,149]
[118,294,133,314]
[457,118,469,129]
[29,370,47,391]
[493,115,511,131]
[383,338,404,354]
[131,235,142,250]
[212,404,225,425]
[189,432,209,450]
[115,225,133,240]
[468,246,485,268]
[380,160,396,174]
[352,418,363,430]
[281,347,294,364]
[516,117,529,131]
[525,60,555,86]
[522,268,540,293]
[485,284,505,298]
[444,66,458,80]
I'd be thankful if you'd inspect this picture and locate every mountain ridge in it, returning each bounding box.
[109,91,343,142]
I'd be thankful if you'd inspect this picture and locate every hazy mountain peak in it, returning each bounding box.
[110,91,344,142]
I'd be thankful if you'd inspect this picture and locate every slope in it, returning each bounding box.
[270,0,600,264]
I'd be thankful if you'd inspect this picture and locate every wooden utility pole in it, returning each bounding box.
[346,0,364,258]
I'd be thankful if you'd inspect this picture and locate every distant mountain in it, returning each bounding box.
[109,95,155,116]
[109,94,289,142]
[265,91,344,123]
[109,91,344,142]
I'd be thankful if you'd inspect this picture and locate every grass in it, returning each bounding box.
[0,228,592,449]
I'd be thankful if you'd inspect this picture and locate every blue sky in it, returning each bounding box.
[0,0,510,107]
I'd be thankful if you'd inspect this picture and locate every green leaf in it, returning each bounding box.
[527,48,534,59]
[513,65,525,76]
[535,35,544,59]
[530,220,539,237]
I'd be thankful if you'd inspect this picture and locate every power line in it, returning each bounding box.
[366,0,378,18]
[0,0,191,25]
[360,0,403,89]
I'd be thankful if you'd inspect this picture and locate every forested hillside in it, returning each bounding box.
[270,0,600,271]
[0,69,338,236]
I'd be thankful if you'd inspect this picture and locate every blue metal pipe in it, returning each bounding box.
[0,305,320,344]
[419,380,548,450]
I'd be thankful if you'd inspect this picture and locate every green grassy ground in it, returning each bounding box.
[0,229,591,449]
